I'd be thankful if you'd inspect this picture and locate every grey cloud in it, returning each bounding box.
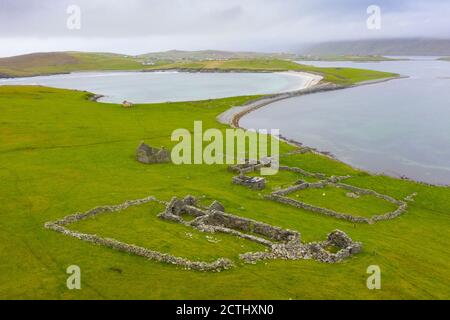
[0,0,449,56]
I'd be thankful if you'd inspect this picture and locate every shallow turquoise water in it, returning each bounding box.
[0,71,308,103]
[241,58,450,185]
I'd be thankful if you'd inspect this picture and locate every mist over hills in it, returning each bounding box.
[138,50,297,61]
[2,37,450,78]
[300,38,450,56]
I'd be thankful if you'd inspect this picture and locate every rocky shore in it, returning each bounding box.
[219,74,413,179]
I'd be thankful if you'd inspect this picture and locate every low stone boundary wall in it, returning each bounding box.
[266,194,370,223]
[195,223,274,247]
[44,193,365,271]
[44,196,234,272]
[45,222,233,271]
[265,170,416,224]
[53,196,158,226]
[240,230,362,264]
[278,165,327,179]
[335,183,403,205]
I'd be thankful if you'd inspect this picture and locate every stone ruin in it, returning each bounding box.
[228,159,273,190]
[228,158,272,175]
[232,174,266,190]
[241,229,362,264]
[44,194,363,273]
[158,196,362,265]
[44,196,233,272]
[42,148,418,272]
[236,164,418,224]
[136,142,171,164]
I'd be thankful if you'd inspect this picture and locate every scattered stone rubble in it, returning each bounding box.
[136,142,171,164]
[241,229,362,264]
[158,196,362,264]
[278,165,329,180]
[229,159,275,190]
[404,192,418,202]
[346,192,360,199]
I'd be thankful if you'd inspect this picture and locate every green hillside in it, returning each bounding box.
[144,59,398,85]
[138,49,297,61]
[0,52,143,77]
[302,38,450,56]
[0,85,449,299]
[0,53,398,86]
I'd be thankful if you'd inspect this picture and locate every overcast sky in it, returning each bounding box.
[0,0,449,57]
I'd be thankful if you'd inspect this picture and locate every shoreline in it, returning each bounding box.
[2,69,325,105]
[218,74,403,128]
[3,70,446,187]
[220,74,448,187]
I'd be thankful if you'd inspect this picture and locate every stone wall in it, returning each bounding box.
[45,193,365,271]
[266,194,370,223]
[45,221,233,272]
[159,197,299,245]
[240,229,362,264]
[44,196,233,272]
[54,196,158,226]
[136,142,170,164]
[199,210,299,242]
[159,196,362,265]
[335,183,403,205]
[278,165,327,179]
[232,175,266,190]
[228,159,271,175]
[266,172,416,224]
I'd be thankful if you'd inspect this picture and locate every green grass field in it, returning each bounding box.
[145,59,398,85]
[68,202,266,263]
[0,85,449,299]
[287,186,399,218]
[0,52,143,77]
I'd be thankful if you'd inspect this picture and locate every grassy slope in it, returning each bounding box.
[287,186,398,218]
[138,50,298,61]
[0,53,397,86]
[0,86,449,299]
[145,59,398,85]
[69,202,266,262]
[0,52,143,77]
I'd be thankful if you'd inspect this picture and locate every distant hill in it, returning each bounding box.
[0,50,300,78]
[0,49,409,79]
[138,50,297,61]
[301,39,450,56]
[0,52,142,78]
